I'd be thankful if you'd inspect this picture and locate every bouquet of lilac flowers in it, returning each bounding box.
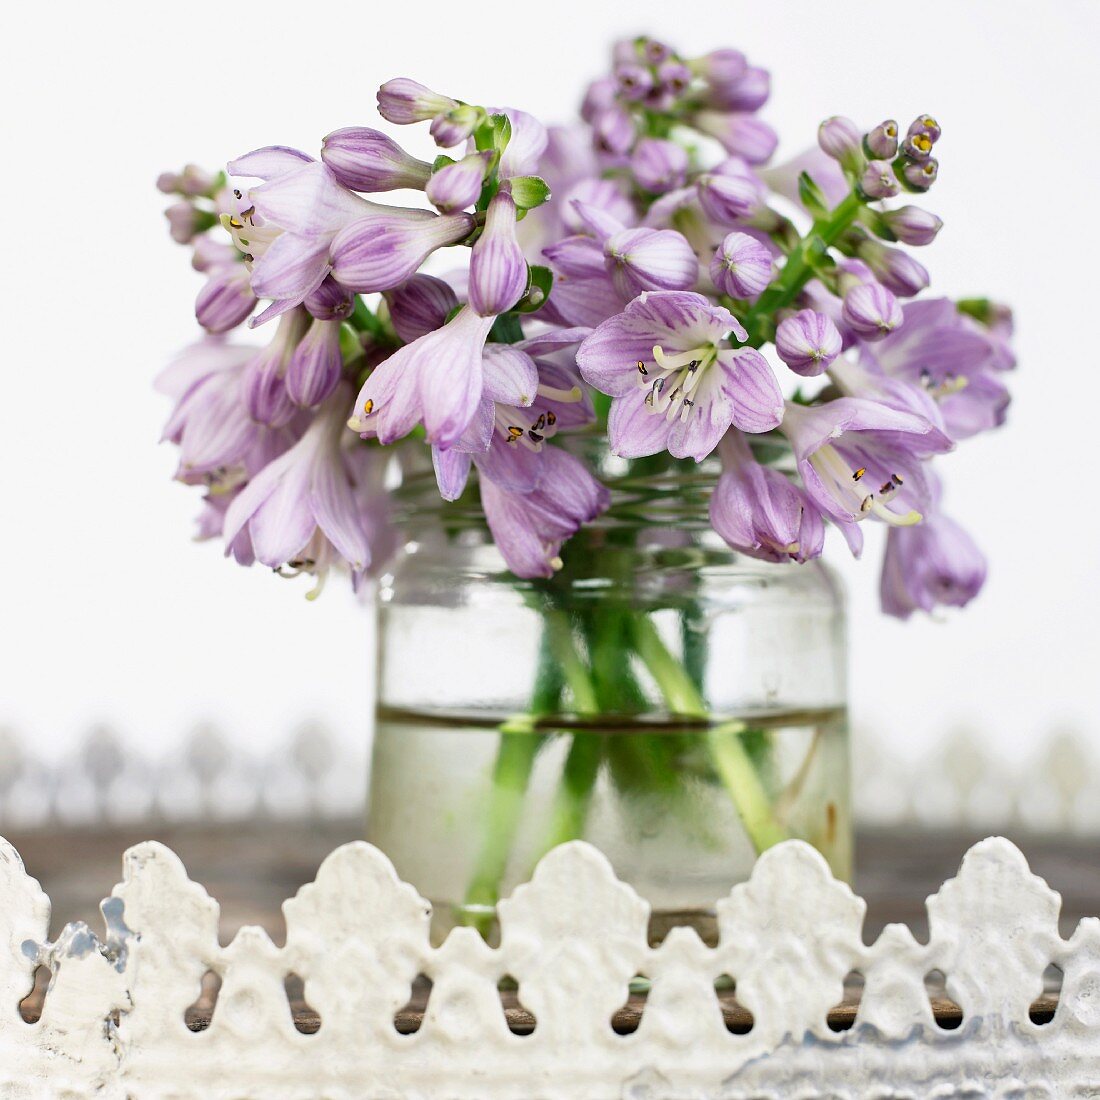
[158,35,1013,917]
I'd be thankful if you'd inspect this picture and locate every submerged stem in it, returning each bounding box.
[631,614,788,854]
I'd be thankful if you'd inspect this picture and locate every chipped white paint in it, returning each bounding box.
[1,834,1098,1097]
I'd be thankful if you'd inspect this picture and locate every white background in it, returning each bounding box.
[1,0,1096,776]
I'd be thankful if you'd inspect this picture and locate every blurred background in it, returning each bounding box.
[1,0,1097,846]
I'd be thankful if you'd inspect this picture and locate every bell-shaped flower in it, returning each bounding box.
[709,431,825,563]
[384,274,459,343]
[691,110,778,163]
[545,200,697,308]
[468,187,528,316]
[157,340,299,491]
[376,78,458,125]
[711,232,773,299]
[223,388,386,591]
[880,505,987,619]
[349,305,494,448]
[481,446,611,578]
[775,309,842,376]
[780,397,953,555]
[195,261,255,333]
[577,290,783,461]
[695,158,766,224]
[631,138,689,194]
[330,207,473,294]
[242,310,310,427]
[842,282,903,340]
[320,127,432,192]
[430,329,594,501]
[426,151,491,213]
[859,298,1013,440]
[287,317,343,407]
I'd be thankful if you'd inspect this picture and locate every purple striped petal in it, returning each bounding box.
[468,189,527,317]
[604,228,699,298]
[249,234,331,302]
[249,162,374,237]
[717,348,784,433]
[331,210,473,294]
[481,345,539,406]
[432,447,473,500]
[228,146,314,180]
[607,388,674,457]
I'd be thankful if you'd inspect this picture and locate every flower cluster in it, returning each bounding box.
[157,34,1014,616]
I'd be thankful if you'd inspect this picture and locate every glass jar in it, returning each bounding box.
[367,444,849,943]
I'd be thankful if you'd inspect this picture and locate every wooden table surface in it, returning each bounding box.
[4,819,1097,942]
[5,820,1086,1031]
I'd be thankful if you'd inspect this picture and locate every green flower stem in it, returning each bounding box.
[461,715,546,932]
[536,610,604,856]
[459,620,566,932]
[706,723,789,851]
[741,189,865,347]
[630,615,788,854]
[537,731,603,855]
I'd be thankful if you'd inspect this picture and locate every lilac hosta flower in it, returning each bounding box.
[817,117,862,172]
[864,120,899,160]
[710,232,773,299]
[303,275,354,322]
[631,139,689,194]
[546,201,697,302]
[426,152,491,213]
[692,111,778,164]
[691,48,747,91]
[615,61,654,101]
[603,226,699,299]
[287,318,343,407]
[860,160,900,200]
[710,431,825,563]
[705,64,770,111]
[158,341,297,491]
[349,305,494,448]
[577,291,783,461]
[493,108,550,178]
[432,334,594,500]
[165,201,205,244]
[195,261,255,333]
[843,282,903,340]
[320,127,432,192]
[903,116,940,160]
[158,164,219,198]
[594,105,637,155]
[860,298,1013,439]
[696,160,765,224]
[781,398,953,554]
[469,187,528,316]
[880,509,987,619]
[856,239,930,297]
[775,310,842,376]
[243,310,310,427]
[881,206,943,246]
[559,178,635,235]
[900,157,938,192]
[384,273,458,343]
[481,446,610,578]
[223,388,383,591]
[330,207,473,293]
[376,78,458,125]
[430,105,483,149]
